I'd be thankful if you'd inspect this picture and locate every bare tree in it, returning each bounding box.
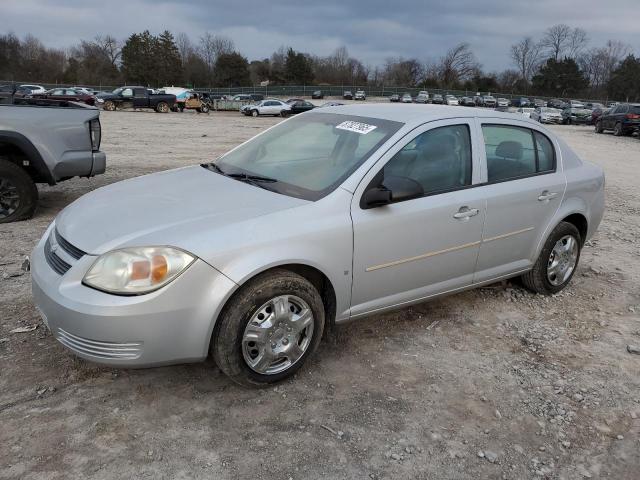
[175,33,193,65]
[541,24,571,61]
[438,43,480,87]
[510,37,543,87]
[95,35,121,67]
[199,32,234,71]
[382,57,423,86]
[567,28,588,59]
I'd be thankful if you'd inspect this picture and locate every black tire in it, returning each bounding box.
[212,269,325,387]
[0,158,38,223]
[155,102,169,113]
[200,104,210,113]
[280,110,288,117]
[103,100,116,111]
[613,122,623,136]
[521,221,581,295]
[595,121,604,133]
[251,109,259,117]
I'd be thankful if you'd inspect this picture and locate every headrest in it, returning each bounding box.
[495,141,523,160]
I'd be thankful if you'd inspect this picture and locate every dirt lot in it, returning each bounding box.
[1,109,639,480]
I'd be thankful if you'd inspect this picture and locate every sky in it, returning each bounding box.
[2,0,639,72]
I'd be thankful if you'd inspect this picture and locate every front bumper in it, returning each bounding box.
[31,225,237,367]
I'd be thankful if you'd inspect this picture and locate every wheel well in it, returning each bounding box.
[562,213,588,244]
[0,141,39,182]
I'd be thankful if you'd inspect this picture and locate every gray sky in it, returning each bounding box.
[3,0,639,71]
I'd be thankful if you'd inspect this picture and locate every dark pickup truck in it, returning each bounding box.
[97,86,176,113]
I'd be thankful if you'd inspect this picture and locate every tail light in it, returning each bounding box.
[626,113,640,120]
[89,118,101,151]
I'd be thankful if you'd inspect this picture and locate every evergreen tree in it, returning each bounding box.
[607,55,640,102]
[532,58,589,96]
[213,52,251,87]
[284,48,314,84]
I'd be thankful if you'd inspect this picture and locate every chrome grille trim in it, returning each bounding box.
[44,235,71,275]
[57,328,143,360]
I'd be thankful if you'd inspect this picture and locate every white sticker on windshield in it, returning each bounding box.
[336,121,377,135]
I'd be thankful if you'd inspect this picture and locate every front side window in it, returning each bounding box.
[383,124,472,196]
[214,112,403,201]
[482,125,555,182]
[121,88,133,97]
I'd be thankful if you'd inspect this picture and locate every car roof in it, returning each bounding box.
[314,103,531,126]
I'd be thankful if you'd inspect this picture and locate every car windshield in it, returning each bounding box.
[212,112,403,201]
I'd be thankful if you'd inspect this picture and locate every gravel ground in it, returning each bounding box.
[1,109,639,480]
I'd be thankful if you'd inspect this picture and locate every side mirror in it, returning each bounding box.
[361,175,424,209]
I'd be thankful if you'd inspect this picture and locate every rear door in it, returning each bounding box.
[473,120,566,283]
[350,119,486,317]
[132,88,148,108]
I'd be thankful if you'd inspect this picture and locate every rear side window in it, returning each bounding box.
[384,124,472,196]
[482,125,555,182]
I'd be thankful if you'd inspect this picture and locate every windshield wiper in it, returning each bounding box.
[202,162,278,191]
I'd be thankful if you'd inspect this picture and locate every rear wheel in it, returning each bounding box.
[521,222,581,295]
[280,110,289,117]
[613,122,623,136]
[212,269,325,387]
[0,158,38,223]
[155,102,169,113]
[200,104,210,113]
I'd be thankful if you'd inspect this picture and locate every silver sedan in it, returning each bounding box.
[31,105,605,387]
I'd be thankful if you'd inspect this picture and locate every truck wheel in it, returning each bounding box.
[103,100,116,111]
[156,102,170,113]
[0,158,38,223]
[200,104,210,113]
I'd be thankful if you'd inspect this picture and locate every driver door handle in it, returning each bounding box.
[453,206,480,220]
[538,190,559,202]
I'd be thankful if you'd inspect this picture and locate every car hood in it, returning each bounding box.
[55,166,308,256]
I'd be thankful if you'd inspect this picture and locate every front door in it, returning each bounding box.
[350,120,486,318]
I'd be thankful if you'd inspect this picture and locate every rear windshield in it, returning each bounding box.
[214,112,403,201]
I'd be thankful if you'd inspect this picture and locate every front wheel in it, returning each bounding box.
[521,222,581,295]
[212,269,325,387]
[251,109,259,117]
[200,104,210,113]
[103,100,116,111]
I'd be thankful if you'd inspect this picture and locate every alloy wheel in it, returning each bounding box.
[0,177,20,220]
[242,295,314,375]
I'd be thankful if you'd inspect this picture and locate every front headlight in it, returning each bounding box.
[83,246,195,295]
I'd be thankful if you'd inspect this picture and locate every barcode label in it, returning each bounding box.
[336,121,377,134]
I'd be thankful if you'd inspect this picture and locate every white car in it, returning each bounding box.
[497,98,510,108]
[530,107,563,124]
[517,107,536,118]
[241,99,291,117]
[355,90,366,101]
[19,84,46,94]
[445,95,459,106]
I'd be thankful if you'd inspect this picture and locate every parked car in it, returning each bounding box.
[418,90,429,98]
[590,107,609,126]
[343,91,353,100]
[31,88,96,106]
[568,100,585,109]
[30,104,604,386]
[530,107,563,124]
[517,107,535,118]
[460,97,476,107]
[320,101,344,107]
[584,102,604,111]
[288,100,315,115]
[179,92,211,113]
[286,98,305,105]
[561,106,592,125]
[354,90,366,101]
[607,102,619,108]
[389,94,400,103]
[0,100,105,223]
[401,93,413,103]
[0,84,37,103]
[547,99,566,109]
[533,99,546,108]
[311,90,324,99]
[481,95,497,107]
[19,84,46,95]
[98,86,176,113]
[414,93,429,104]
[431,94,444,104]
[594,103,640,136]
[241,99,291,117]
[444,95,459,106]
[512,97,532,108]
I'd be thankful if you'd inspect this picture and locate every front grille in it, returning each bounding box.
[55,229,86,259]
[57,328,143,360]
[44,235,72,275]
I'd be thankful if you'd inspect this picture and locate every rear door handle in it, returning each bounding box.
[453,206,480,220]
[538,190,559,202]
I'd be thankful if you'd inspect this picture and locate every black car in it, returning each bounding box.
[561,106,592,125]
[512,97,532,108]
[286,98,304,105]
[431,94,444,104]
[595,103,640,136]
[533,98,546,108]
[311,90,324,99]
[343,91,353,100]
[289,100,315,115]
[547,98,566,109]
[388,94,400,103]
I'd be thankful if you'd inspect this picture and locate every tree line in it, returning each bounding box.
[0,25,638,100]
